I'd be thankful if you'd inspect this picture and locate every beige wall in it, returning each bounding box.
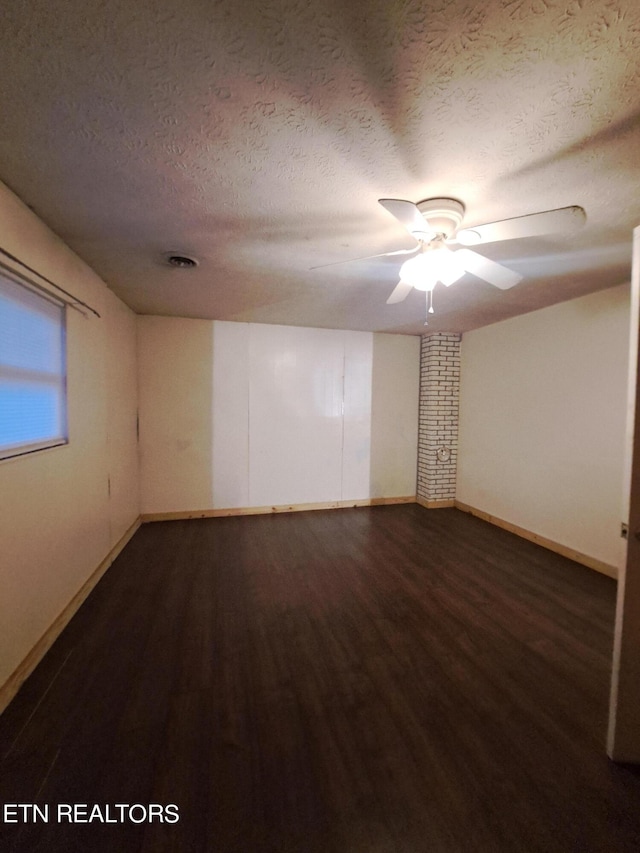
[0,181,139,693]
[371,333,420,498]
[137,317,214,514]
[138,318,419,514]
[457,284,630,570]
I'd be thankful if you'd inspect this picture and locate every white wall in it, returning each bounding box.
[138,318,419,514]
[0,181,139,693]
[457,284,630,570]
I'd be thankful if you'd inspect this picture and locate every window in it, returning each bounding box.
[0,268,67,460]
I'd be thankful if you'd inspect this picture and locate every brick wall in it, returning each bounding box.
[417,333,461,504]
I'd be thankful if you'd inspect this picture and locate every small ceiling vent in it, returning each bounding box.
[163,253,199,269]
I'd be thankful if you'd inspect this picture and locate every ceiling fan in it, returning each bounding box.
[316,198,586,324]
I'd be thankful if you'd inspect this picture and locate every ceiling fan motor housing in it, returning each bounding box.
[416,198,465,238]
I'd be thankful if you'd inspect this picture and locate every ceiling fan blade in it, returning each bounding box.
[379,199,435,238]
[310,245,418,270]
[386,279,414,304]
[456,206,586,246]
[455,249,523,290]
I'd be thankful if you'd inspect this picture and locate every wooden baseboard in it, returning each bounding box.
[0,517,141,716]
[142,496,417,523]
[416,496,456,509]
[369,495,416,506]
[454,501,618,579]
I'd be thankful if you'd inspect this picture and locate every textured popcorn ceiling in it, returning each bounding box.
[1,0,640,333]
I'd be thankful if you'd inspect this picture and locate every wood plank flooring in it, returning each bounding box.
[1,505,640,852]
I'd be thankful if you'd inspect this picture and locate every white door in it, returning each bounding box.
[608,226,640,761]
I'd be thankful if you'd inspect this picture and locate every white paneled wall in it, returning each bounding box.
[219,323,372,507]
[341,332,373,501]
[139,318,418,515]
[248,325,344,505]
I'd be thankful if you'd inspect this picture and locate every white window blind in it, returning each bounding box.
[0,270,67,459]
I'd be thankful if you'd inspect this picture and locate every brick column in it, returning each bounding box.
[417,333,460,506]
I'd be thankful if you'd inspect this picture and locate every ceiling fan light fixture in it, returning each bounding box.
[410,274,438,292]
[399,253,436,290]
[399,244,464,290]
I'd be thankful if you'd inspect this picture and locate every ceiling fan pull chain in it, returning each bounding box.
[424,289,435,325]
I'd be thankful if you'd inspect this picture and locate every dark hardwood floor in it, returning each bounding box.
[1,505,640,852]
